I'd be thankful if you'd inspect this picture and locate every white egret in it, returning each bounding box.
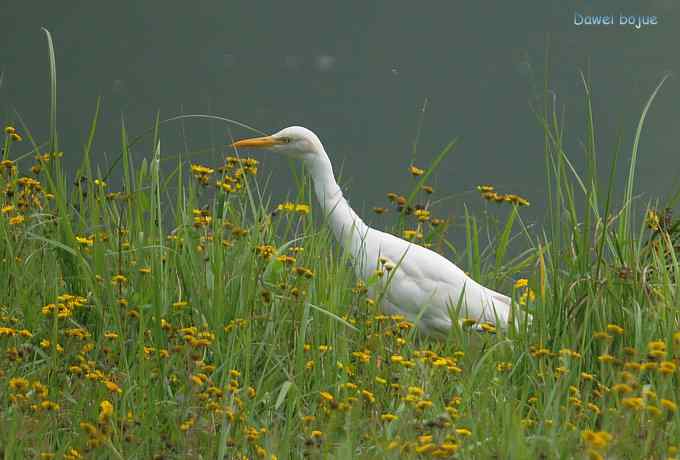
[232,126,529,336]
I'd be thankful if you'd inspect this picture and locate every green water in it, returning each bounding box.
[1,1,679,222]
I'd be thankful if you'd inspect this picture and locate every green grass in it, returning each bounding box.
[0,35,679,460]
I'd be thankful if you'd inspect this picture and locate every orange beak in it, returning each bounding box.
[231,135,283,149]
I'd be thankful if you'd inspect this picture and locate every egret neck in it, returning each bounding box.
[306,153,370,258]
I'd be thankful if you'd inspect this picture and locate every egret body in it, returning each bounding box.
[233,126,528,336]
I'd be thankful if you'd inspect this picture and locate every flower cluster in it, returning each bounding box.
[477,185,530,206]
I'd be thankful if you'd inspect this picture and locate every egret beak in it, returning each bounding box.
[231,135,282,149]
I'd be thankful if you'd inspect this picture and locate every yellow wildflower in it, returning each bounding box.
[598,354,615,364]
[581,430,612,449]
[514,278,528,289]
[361,389,376,403]
[661,399,678,413]
[646,209,660,231]
[518,288,536,305]
[111,274,127,284]
[659,361,677,375]
[402,229,423,240]
[455,428,472,437]
[64,448,82,460]
[621,397,644,410]
[414,209,430,221]
[103,380,122,394]
[9,377,30,392]
[606,324,624,335]
[99,400,114,422]
[9,215,25,225]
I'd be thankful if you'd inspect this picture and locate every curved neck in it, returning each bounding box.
[306,154,369,254]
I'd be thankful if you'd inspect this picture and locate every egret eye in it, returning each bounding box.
[279,137,291,144]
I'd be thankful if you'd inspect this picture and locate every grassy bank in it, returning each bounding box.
[1,36,679,459]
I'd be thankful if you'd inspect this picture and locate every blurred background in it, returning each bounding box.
[1,0,678,225]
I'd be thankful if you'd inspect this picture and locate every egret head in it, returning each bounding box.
[231,126,325,161]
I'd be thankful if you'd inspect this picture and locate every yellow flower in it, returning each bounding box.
[9,215,25,225]
[480,323,496,333]
[361,389,376,403]
[587,403,601,415]
[530,347,551,358]
[319,391,334,402]
[9,377,30,392]
[402,230,423,240]
[415,399,433,410]
[496,361,513,372]
[514,278,528,289]
[171,301,189,311]
[381,413,398,422]
[621,397,644,410]
[477,185,494,193]
[648,340,666,351]
[414,209,430,221]
[598,354,615,364]
[179,416,196,432]
[277,255,296,265]
[255,244,276,260]
[593,331,613,341]
[581,430,612,449]
[190,164,214,175]
[518,288,536,305]
[111,274,127,284]
[294,204,310,214]
[390,354,404,363]
[612,383,633,394]
[408,386,425,397]
[64,448,82,460]
[409,165,424,176]
[661,399,678,413]
[437,442,459,455]
[103,380,122,394]
[659,361,677,375]
[452,428,470,437]
[504,194,530,206]
[646,209,660,231]
[580,372,594,381]
[415,443,435,454]
[606,324,624,335]
[75,236,94,246]
[99,400,114,422]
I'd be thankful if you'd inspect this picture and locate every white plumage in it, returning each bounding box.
[233,126,529,336]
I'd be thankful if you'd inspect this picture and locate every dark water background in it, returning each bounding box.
[1,1,679,230]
